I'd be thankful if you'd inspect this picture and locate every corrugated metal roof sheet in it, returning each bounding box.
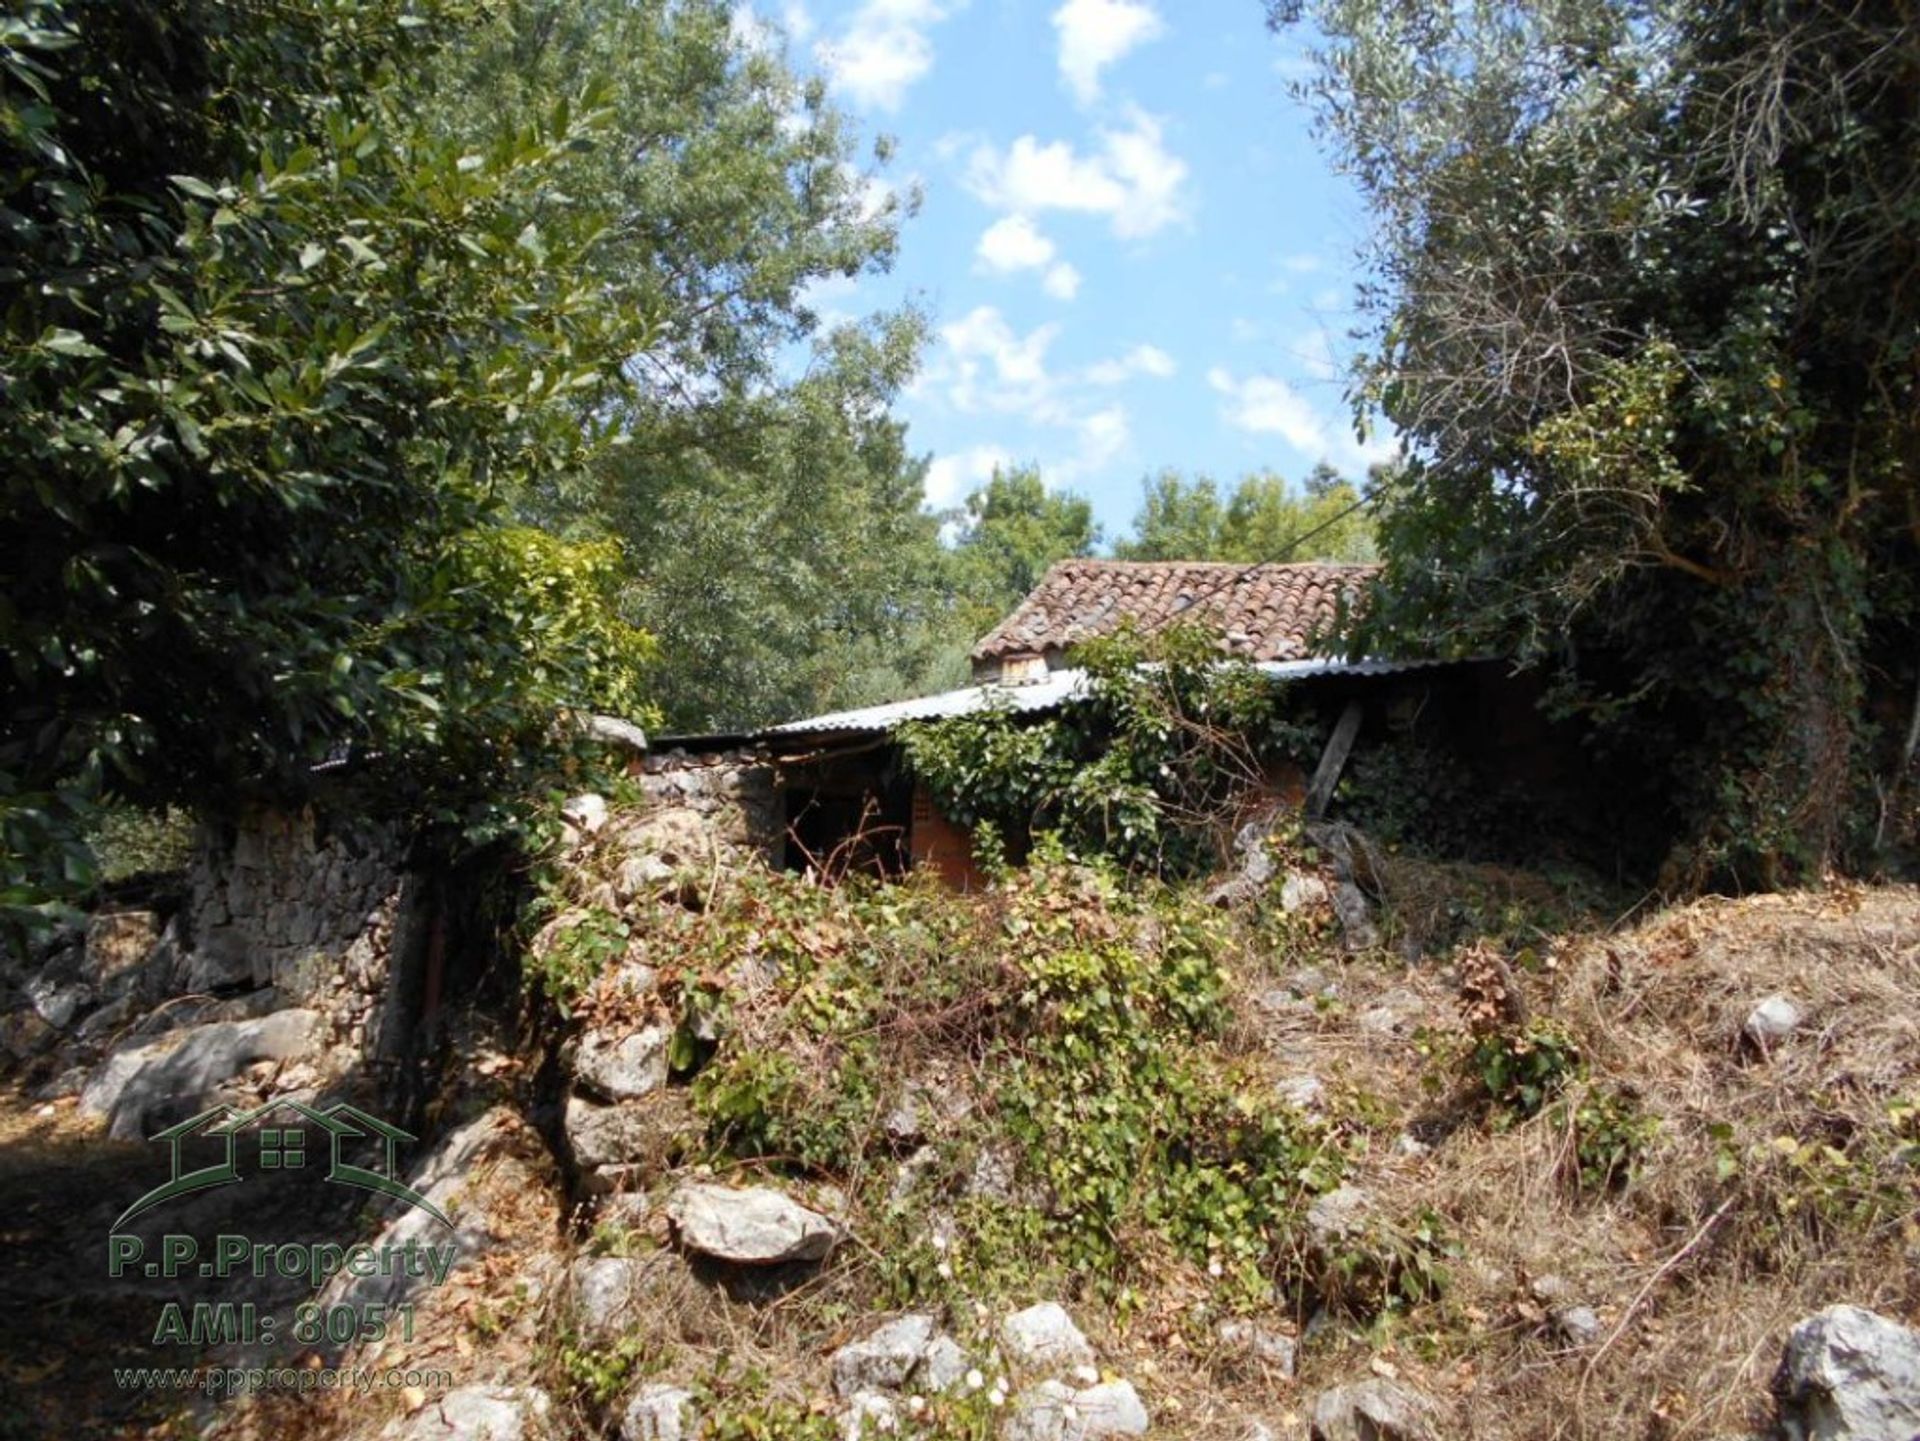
[762,657,1457,740]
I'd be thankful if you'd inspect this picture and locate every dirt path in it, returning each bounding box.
[0,1093,367,1440]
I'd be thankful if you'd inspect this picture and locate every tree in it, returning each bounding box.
[1115,468,1375,562]
[945,465,1102,643]
[0,0,656,938]
[1278,0,1919,885]
[418,0,935,734]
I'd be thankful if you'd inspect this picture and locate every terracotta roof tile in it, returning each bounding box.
[970,559,1377,663]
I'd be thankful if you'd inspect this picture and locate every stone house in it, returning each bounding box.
[648,559,1567,887]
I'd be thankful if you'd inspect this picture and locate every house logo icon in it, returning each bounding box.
[112,1099,452,1232]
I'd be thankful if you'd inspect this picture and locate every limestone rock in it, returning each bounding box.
[572,1254,672,1341]
[920,1335,971,1393]
[1552,1304,1601,1348]
[665,1183,840,1264]
[1744,995,1804,1049]
[562,793,610,836]
[1280,873,1331,914]
[1773,1304,1920,1441]
[572,1024,671,1103]
[1004,1380,1078,1441]
[1309,1380,1436,1441]
[1331,882,1380,951]
[83,909,162,987]
[840,1392,897,1441]
[1216,1319,1298,1378]
[80,1008,323,1139]
[1275,1075,1325,1116]
[1075,1381,1150,1436]
[25,973,93,1030]
[564,1094,669,1172]
[1000,1303,1095,1376]
[832,1314,937,1398]
[1306,1186,1372,1248]
[585,714,650,755]
[623,1384,698,1441]
[395,1385,550,1440]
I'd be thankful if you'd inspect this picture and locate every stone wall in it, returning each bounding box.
[2,800,425,1135]
[185,804,407,1002]
[637,747,782,866]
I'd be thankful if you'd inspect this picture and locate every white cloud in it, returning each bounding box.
[925,444,1012,508]
[938,305,1063,416]
[1278,253,1323,274]
[922,311,1150,489]
[964,107,1189,240]
[817,0,954,112]
[1052,0,1165,106]
[1043,262,1082,300]
[782,1,815,42]
[974,217,1082,302]
[1076,405,1130,471]
[1086,342,1175,384]
[1208,365,1397,469]
[975,214,1057,273]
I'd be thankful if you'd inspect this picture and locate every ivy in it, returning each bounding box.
[900,626,1326,876]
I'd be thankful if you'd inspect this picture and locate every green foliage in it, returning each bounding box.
[942,465,1102,642]
[616,853,1355,1310]
[555,1330,653,1410]
[0,0,660,939]
[1468,1019,1582,1120]
[901,627,1326,875]
[1280,0,1920,885]
[1309,1206,1456,1319]
[85,805,195,883]
[524,906,632,1012]
[1115,465,1377,564]
[1556,1086,1658,1193]
[421,0,940,734]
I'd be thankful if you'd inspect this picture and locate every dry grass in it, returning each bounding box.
[1221,882,1920,1441]
[210,874,1919,1441]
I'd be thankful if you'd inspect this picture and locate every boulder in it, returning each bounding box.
[24,973,93,1030]
[80,1008,323,1139]
[1074,1381,1150,1437]
[921,1335,971,1393]
[565,1094,668,1173]
[562,793,610,836]
[1331,882,1380,951]
[1216,1319,1298,1378]
[623,1384,698,1441]
[572,1254,671,1341]
[1744,995,1804,1050]
[1001,1303,1096,1375]
[1004,1380,1078,1441]
[665,1183,840,1264]
[1280,873,1331,914]
[584,714,650,755]
[1309,1380,1436,1441]
[572,1025,671,1103]
[1306,1186,1372,1248]
[395,1385,550,1440]
[840,1391,897,1441]
[832,1314,938,1397]
[83,909,162,987]
[1773,1305,1920,1441]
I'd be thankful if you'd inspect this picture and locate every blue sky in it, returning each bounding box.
[744,0,1392,539]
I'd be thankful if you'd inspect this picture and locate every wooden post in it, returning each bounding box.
[1305,700,1363,819]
